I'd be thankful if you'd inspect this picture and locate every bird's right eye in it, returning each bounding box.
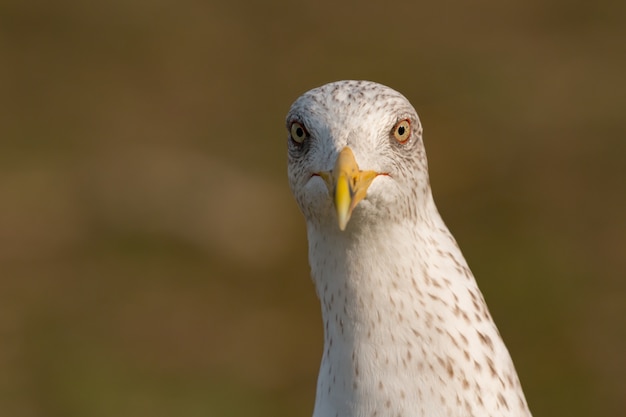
[290,122,308,144]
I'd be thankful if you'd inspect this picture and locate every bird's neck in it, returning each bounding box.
[307,215,462,350]
[305,214,524,417]
[307,209,459,332]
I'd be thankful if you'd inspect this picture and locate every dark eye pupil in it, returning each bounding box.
[296,127,304,137]
[398,126,405,136]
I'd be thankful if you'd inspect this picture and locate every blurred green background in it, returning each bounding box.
[1,0,625,416]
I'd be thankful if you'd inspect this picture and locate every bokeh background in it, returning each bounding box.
[1,0,625,416]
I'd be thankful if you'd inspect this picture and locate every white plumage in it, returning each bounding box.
[286,80,531,417]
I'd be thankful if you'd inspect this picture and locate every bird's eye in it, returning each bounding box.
[290,122,308,144]
[392,119,411,143]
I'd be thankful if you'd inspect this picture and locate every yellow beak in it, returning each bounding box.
[319,147,378,231]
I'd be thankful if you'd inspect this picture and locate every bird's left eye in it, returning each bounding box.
[392,119,411,143]
[290,122,308,144]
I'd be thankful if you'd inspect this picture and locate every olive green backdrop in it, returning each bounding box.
[1,1,624,416]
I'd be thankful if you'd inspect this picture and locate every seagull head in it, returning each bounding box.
[286,80,431,232]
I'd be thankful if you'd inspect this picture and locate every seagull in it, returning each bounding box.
[286,80,532,417]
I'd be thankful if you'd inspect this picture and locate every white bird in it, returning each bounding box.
[286,80,532,417]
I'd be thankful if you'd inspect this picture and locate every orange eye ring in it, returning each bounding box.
[290,122,308,144]
[392,119,411,143]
